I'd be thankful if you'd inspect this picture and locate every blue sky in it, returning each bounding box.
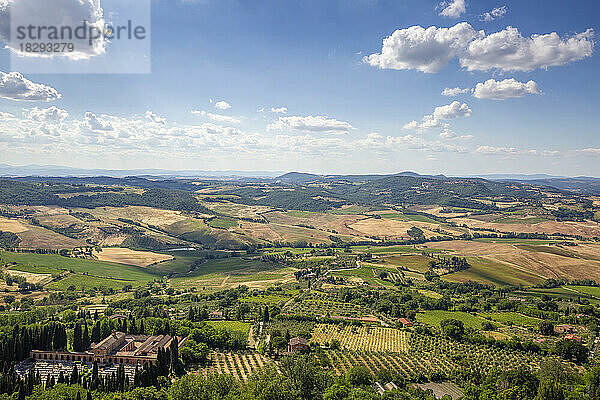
[0,0,598,175]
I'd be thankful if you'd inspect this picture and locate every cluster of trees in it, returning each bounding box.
[427,256,470,273]
[188,324,247,351]
[552,207,595,221]
[0,322,67,363]
[0,180,211,214]
[0,231,20,249]
[186,306,209,322]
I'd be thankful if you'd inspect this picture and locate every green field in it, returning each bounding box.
[1,251,158,283]
[206,320,251,338]
[227,270,289,283]
[147,256,197,275]
[207,217,238,229]
[169,257,290,290]
[524,286,600,304]
[479,312,541,328]
[188,258,276,277]
[240,294,290,305]
[330,266,375,279]
[443,256,544,287]
[48,274,134,291]
[285,211,318,218]
[383,254,432,273]
[416,310,487,330]
[164,218,210,235]
[569,285,600,298]
[327,205,373,215]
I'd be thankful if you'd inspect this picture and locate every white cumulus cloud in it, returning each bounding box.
[214,101,231,110]
[366,23,594,73]
[0,72,61,101]
[473,78,541,100]
[404,101,471,132]
[462,27,594,72]
[24,106,68,122]
[438,0,466,18]
[433,101,472,119]
[83,112,113,131]
[364,23,480,73]
[267,115,355,134]
[271,107,288,114]
[441,87,469,96]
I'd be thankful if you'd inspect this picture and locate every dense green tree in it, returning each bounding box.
[345,366,373,387]
[539,321,554,336]
[440,319,465,341]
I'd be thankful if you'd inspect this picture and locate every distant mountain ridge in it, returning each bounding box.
[276,171,447,184]
[3,163,600,195]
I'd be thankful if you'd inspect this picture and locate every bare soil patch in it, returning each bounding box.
[0,217,29,233]
[87,206,188,227]
[94,247,174,267]
[5,269,52,284]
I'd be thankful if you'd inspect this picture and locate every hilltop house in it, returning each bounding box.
[398,318,414,327]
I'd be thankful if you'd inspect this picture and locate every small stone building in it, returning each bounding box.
[288,337,309,352]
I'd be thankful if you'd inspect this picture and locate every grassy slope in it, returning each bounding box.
[1,251,157,282]
[442,256,544,287]
[416,310,487,330]
[206,321,251,338]
[479,312,541,328]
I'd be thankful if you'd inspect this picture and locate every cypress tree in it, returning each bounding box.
[170,336,179,369]
[83,324,90,349]
[91,321,101,344]
[92,361,98,381]
[71,365,79,385]
[73,324,82,352]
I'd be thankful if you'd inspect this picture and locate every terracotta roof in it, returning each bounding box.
[289,337,308,346]
[92,332,125,350]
